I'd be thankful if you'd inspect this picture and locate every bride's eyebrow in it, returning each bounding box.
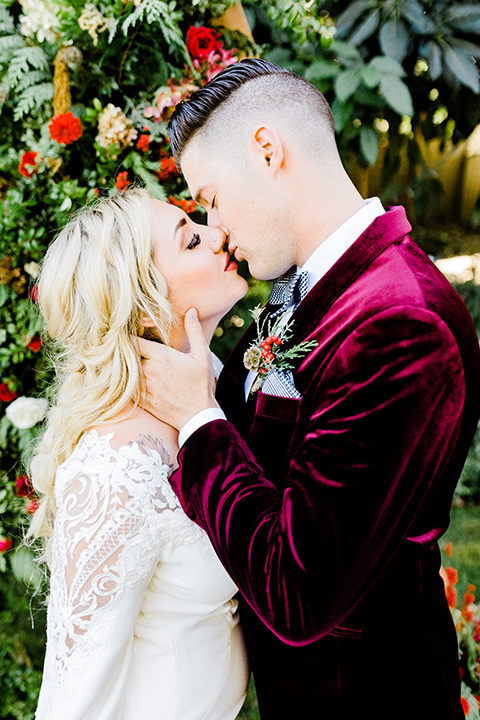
[173,217,187,241]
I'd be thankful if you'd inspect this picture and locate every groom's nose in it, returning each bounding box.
[207,208,229,237]
[208,226,227,252]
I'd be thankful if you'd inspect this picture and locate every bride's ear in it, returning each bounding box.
[141,314,157,328]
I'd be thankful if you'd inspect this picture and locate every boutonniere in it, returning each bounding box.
[243,305,318,394]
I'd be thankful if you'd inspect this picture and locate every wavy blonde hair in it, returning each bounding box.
[28,188,176,562]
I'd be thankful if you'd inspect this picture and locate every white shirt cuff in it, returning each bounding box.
[178,408,227,448]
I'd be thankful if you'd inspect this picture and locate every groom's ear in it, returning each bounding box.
[251,125,284,176]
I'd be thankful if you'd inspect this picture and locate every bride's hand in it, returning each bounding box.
[137,308,220,431]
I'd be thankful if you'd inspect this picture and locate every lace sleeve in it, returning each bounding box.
[36,431,188,720]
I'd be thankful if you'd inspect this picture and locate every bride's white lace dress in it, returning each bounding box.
[35,427,249,720]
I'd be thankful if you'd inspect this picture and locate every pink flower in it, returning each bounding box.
[15,474,33,497]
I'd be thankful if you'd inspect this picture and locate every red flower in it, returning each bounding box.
[29,284,39,303]
[461,696,469,715]
[137,133,150,153]
[18,151,39,178]
[186,26,222,62]
[446,585,457,609]
[0,382,17,402]
[115,171,130,192]
[168,196,197,214]
[464,584,476,607]
[446,566,459,586]
[49,111,83,145]
[27,334,42,352]
[26,499,39,515]
[157,155,178,182]
[0,537,12,553]
[444,541,453,557]
[15,474,33,498]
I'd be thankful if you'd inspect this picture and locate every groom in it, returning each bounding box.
[140,59,480,719]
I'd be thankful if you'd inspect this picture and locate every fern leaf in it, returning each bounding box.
[0,34,25,55]
[0,7,15,35]
[121,0,185,53]
[6,46,50,90]
[13,81,53,120]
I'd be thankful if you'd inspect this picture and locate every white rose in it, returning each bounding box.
[6,396,48,430]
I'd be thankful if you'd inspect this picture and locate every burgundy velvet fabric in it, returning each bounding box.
[170,207,480,719]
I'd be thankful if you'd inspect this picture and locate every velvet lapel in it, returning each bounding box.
[216,205,411,428]
[285,205,412,347]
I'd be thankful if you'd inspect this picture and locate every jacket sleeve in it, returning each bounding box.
[170,306,466,645]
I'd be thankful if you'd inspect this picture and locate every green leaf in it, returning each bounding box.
[379,19,409,63]
[10,546,42,590]
[380,74,414,116]
[349,9,380,46]
[401,0,436,35]
[443,44,480,94]
[331,96,353,133]
[305,59,340,82]
[370,55,406,77]
[361,64,381,88]
[360,125,379,165]
[335,0,372,38]
[334,67,362,102]
[425,41,442,80]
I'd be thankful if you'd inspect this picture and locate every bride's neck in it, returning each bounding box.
[169,316,216,353]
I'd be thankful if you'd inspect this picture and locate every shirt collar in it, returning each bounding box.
[298,197,385,293]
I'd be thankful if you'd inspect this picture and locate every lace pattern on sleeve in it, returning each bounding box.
[46,430,203,688]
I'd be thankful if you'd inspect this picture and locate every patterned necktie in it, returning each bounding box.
[269,267,309,319]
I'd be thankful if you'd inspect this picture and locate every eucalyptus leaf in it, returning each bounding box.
[425,41,443,80]
[334,68,362,102]
[401,0,436,35]
[360,125,379,165]
[305,59,340,81]
[370,55,406,77]
[331,96,353,133]
[362,64,381,88]
[379,19,409,63]
[335,0,372,38]
[380,74,414,116]
[349,9,380,46]
[443,44,480,94]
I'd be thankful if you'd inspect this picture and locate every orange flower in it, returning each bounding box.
[49,111,83,145]
[18,151,39,178]
[445,542,453,557]
[461,697,469,715]
[157,155,178,182]
[115,171,130,192]
[446,585,457,609]
[137,133,150,153]
[445,566,458,586]
[168,196,196,214]
[464,584,476,606]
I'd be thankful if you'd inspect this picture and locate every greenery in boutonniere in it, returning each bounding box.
[243,305,317,394]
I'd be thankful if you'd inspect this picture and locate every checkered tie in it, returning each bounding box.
[269,267,309,319]
[258,267,309,399]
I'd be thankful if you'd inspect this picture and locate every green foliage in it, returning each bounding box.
[247,0,480,220]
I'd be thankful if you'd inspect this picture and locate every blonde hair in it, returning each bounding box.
[28,188,176,562]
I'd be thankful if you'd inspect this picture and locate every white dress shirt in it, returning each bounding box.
[178,198,385,447]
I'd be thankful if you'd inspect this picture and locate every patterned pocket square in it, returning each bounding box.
[260,369,302,399]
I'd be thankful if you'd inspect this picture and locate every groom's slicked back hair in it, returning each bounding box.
[168,58,335,165]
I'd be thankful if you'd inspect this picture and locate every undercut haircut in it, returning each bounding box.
[168,58,335,166]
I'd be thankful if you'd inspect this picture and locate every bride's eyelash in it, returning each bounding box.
[187,232,201,250]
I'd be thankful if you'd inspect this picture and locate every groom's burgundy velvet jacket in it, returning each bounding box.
[170,207,480,719]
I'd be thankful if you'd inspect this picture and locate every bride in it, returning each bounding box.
[28,187,250,720]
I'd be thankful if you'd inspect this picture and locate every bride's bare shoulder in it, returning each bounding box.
[89,406,179,467]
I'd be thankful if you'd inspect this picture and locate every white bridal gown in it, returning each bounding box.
[35,427,249,720]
